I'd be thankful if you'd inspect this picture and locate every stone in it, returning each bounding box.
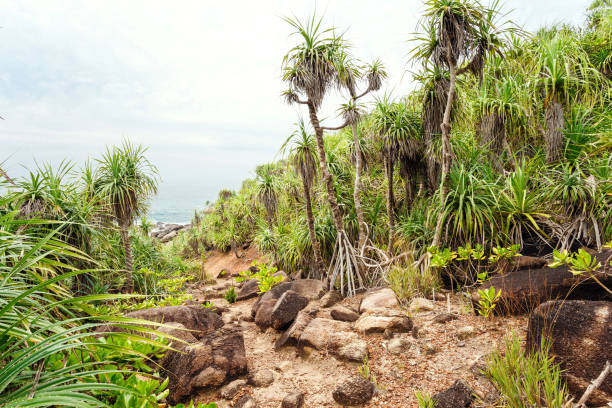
[527,300,612,405]
[157,322,198,349]
[332,333,369,362]
[319,290,342,308]
[270,290,309,329]
[247,368,274,387]
[234,396,257,408]
[409,297,435,314]
[251,279,325,320]
[330,305,359,322]
[387,334,414,355]
[423,342,440,356]
[433,312,458,324]
[359,287,399,314]
[354,310,413,334]
[162,326,247,404]
[220,378,247,400]
[160,230,178,243]
[432,379,474,408]
[456,325,475,340]
[237,278,260,301]
[332,376,375,406]
[299,318,352,350]
[254,298,278,329]
[474,248,612,314]
[281,392,305,408]
[274,311,313,350]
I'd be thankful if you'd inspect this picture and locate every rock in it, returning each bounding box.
[355,310,413,334]
[409,297,435,314]
[162,326,247,404]
[473,248,612,314]
[359,287,398,314]
[281,392,305,408]
[237,278,260,301]
[332,333,369,362]
[332,376,375,406]
[254,298,278,329]
[299,318,352,350]
[274,311,313,350]
[433,312,458,324]
[330,305,359,322]
[387,334,414,355]
[498,255,547,274]
[234,395,257,408]
[319,290,342,308]
[456,325,475,340]
[247,368,274,387]
[270,290,309,330]
[160,230,178,243]
[115,305,223,340]
[423,342,440,356]
[527,300,612,405]
[157,322,198,348]
[432,379,474,408]
[220,378,247,400]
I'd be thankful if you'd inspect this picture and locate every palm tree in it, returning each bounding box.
[532,30,602,163]
[256,165,278,228]
[281,118,325,276]
[217,189,243,258]
[96,141,158,293]
[371,98,423,251]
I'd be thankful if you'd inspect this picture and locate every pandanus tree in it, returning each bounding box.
[281,118,325,276]
[411,0,505,247]
[96,141,158,293]
[218,189,243,258]
[281,15,385,295]
[371,98,423,251]
[256,166,278,228]
[532,30,602,163]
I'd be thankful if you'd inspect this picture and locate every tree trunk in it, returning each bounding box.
[385,156,396,252]
[351,123,367,250]
[545,96,564,163]
[302,177,325,276]
[480,112,505,172]
[307,101,344,232]
[432,60,457,247]
[120,226,133,293]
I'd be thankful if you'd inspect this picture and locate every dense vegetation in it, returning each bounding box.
[0,0,610,406]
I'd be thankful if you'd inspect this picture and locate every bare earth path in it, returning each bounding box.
[188,250,527,407]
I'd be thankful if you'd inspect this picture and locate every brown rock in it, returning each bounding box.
[527,300,612,405]
[432,379,474,408]
[359,287,398,314]
[274,311,313,350]
[270,290,309,330]
[433,313,458,324]
[281,392,305,408]
[162,325,247,403]
[157,322,198,349]
[330,305,359,322]
[237,278,260,301]
[234,395,257,408]
[247,368,275,387]
[220,378,247,400]
[319,290,342,308]
[354,310,413,334]
[299,318,352,350]
[332,376,374,406]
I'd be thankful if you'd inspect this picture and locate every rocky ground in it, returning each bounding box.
[182,250,528,408]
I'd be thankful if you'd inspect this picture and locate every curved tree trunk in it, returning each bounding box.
[307,101,344,231]
[385,155,396,252]
[120,226,133,293]
[432,59,457,247]
[545,96,564,163]
[302,177,325,277]
[351,123,367,250]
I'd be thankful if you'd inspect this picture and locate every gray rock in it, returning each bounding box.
[432,379,474,408]
[433,312,458,324]
[237,278,260,301]
[220,378,247,400]
[456,325,475,340]
[359,287,398,314]
[319,290,342,308]
[234,395,257,408]
[409,297,435,314]
[281,392,305,408]
[330,305,359,322]
[332,376,375,406]
[274,311,313,350]
[299,318,352,350]
[387,334,414,355]
[355,310,413,334]
[247,368,274,387]
[270,290,309,330]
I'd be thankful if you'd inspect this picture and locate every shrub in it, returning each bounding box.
[224,287,237,303]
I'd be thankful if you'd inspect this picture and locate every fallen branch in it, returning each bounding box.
[575,360,611,407]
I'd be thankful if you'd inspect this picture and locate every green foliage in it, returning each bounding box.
[488,244,520,263]
[415,391,436,408]
[236,262,284,293]
[485,336,568,407]
[476,286,502,317]
[388,263,441,302]
[224,287,237,303]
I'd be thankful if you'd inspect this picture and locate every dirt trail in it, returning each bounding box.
[190,250,527,407]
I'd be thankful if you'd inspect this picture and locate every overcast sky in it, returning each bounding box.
[0,0,592,220]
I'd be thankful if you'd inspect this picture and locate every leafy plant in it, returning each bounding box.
[415,390,435,408]
[224,287,237,304]
[236,261,284,293]
[488,244,520,263]
[476,286,502,317]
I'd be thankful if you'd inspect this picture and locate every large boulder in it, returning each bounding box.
[162,325,247,404]
[432,379,474,408]
[330,305,359,322]
[359,287,399,314]
[237,278,260,301]
[474,248,612,314]
[527,300,612,405]
[270,290,309,330]
[354,310,413,335]
[332,376,375,406]
[274,311,313,350]
[299,318,352,350]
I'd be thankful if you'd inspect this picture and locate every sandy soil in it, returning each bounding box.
[190,249,527,407]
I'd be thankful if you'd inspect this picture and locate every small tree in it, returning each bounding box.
[96,141,158,293]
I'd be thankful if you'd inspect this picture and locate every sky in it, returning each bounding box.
[0,0,593,222]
